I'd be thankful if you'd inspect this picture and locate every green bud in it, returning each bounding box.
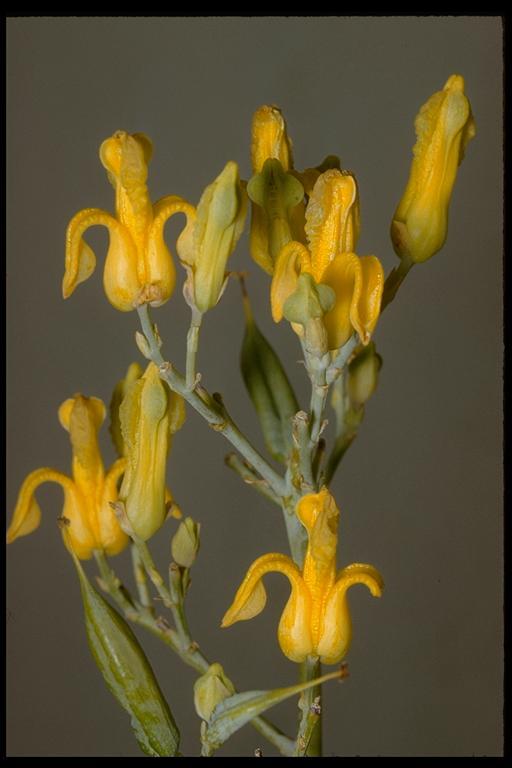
[283,273,335,358]
[194,663,235,722]
[171,516,201,568]
[283,273,335,325]
[347,342,382,408]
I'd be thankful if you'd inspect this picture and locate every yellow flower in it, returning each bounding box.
[222,488,383,665]
[177,161,247,313]
[119,362,185,541]
[7,395,128,559]
[63,131,195,311]
[271,170,384,350]
[249,105,305,274]
[391,74,476,264]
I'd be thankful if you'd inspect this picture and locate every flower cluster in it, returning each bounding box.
[8,75,474,684]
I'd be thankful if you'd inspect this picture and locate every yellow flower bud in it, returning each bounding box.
[391,74,476,264]
[178,161,247,313]
[171,517,201,568]
[249,106,305,274]
[194,663,235,722]
[63,131,195,311]
[7,395,128,559]
[119,363,185,541]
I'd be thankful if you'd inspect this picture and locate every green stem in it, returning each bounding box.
[185,309,203,390]
[137,304,286,499]
[130,543,154,616]
[381,257,413,312]
[308,354,330,448]
[281,495,308,568]
[225,452,281,506]
[326,334,359,386]
[93,549,138,619]
[295,656,322,756]
[94,548,292,755]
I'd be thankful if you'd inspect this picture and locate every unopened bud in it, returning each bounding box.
[347,342,382,408]
[194,663,235,722]
[171,516,200,568]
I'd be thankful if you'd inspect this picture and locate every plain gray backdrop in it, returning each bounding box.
[6,16,503,757]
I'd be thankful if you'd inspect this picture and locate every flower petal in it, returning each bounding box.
[146,195,196,307]
[270,241,310,322]
[63,207,140,312]
[7,468,74,543]
[316,562,383,665]
[320,252,361,350]
[305,170,359,282]
[251,105,293,173]
[99,458,129,556]
[58,395,106,499]
[221,553,313,663]
[350,255,384,345]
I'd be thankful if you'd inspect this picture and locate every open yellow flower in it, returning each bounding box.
[271,170,384,350]
[222,488,383,665]
[63,131,195,311]
[119,363,186,541]
[391,74,476,264]
[7,395,128,559]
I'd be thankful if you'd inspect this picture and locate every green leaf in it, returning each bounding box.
[71,551,180,756]
[201,668,342,755]
[240,296,300,463]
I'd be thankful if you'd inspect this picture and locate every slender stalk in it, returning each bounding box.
[295,656,322,757]
[131,543,154,616]
[94,547,293,755]
[225,452,281,506]
[292,411,315,492]
[185,308,203,390]
[281,495,308,568]
[326,334,359,386]
[137,304,286,498]
[381,257,413,312]
[308,354,330,448]
[93,549,138,619]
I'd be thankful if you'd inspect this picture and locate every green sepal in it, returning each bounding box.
[201,668,342,755]
[70,549,180,756]
[240,296,300,464]
[109,362,143,457]
[247,158,304,262]
[283,273,335,325]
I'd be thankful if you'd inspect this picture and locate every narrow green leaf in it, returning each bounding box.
[202,668,341,754]
[240,294,299,463]
[71,550,180,756]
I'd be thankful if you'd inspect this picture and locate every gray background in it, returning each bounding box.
[6,17,503,757]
